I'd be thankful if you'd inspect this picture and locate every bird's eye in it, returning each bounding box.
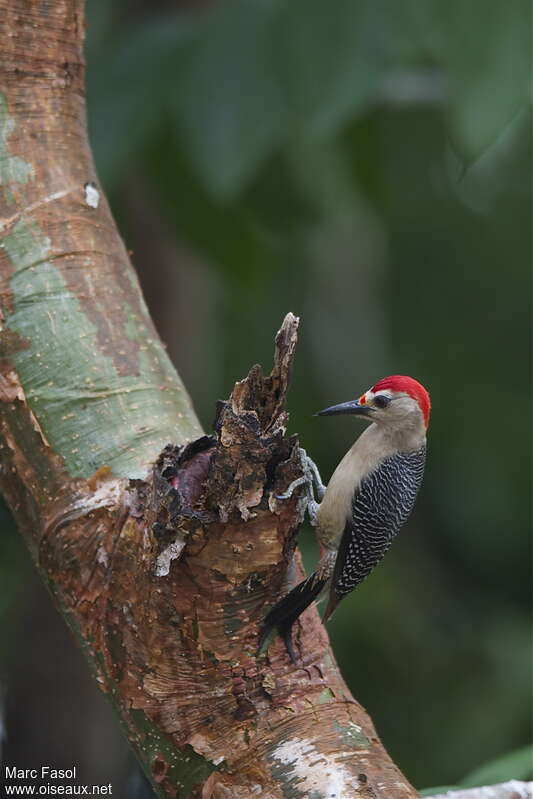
[373,394,390,409]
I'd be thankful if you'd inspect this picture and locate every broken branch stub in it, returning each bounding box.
[125,312,418,797]
[211,311,301,521]
[116,313,316,793]
[143,311,305,588]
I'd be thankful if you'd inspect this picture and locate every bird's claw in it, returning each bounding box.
[274,448,325,526]
[275,475,308,501]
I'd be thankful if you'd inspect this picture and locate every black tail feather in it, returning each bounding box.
[258,574,327,663]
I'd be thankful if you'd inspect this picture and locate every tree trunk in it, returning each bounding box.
[0,2,421,797]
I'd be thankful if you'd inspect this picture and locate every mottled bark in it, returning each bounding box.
[0,2,421,797]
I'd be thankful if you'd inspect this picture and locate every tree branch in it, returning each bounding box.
[0,0,202,486]
[0,1,422,796]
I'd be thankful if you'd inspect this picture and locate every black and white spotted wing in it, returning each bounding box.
[329,446,426,603]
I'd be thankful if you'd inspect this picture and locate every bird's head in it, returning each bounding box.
[318,375,431,430]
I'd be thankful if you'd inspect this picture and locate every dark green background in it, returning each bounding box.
[1,0,531,794]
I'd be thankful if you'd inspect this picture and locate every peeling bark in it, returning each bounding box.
[0,2,422,797]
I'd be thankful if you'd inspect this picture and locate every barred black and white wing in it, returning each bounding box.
[324,446,426,621]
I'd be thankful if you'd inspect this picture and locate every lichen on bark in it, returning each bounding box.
[0,71,201,479]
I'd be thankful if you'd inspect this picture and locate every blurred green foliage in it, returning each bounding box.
[460,743,533,786]
[87,0,531,195]
[1,0,530,793]
[421,743,533,795]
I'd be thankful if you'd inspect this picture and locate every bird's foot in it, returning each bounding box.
[306,499,320,527]
[304,452,326,501]
[275,475,308,501]
[275,448,325,526]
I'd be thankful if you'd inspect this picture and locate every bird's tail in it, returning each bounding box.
[258,573,328,663]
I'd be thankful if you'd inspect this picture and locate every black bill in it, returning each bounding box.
[317,400,373,417]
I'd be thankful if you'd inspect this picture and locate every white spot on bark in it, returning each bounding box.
[271,737,352,798]
[88,480,122,511]
[155,538,185,577]
[0,370,25,403]
[45,479,124,538]
[96,546,108,568]
[393,781,413,793]
[84,181,100,208]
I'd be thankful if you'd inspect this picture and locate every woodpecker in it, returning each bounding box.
[260,375,430,662]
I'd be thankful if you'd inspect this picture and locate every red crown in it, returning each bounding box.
[372,375,431,427]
